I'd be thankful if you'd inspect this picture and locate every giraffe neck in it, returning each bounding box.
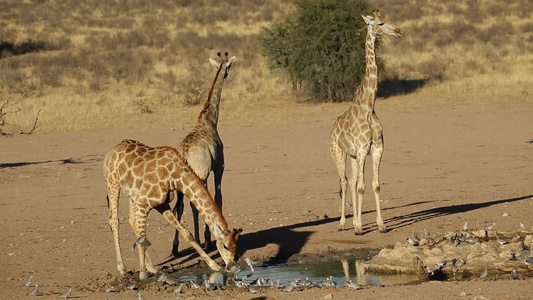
[170,167,229,236]
[196,63,227,129]
[352,25,378,112]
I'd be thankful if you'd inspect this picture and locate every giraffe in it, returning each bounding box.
[104,139,242,280]
[170,52,236,257]
[330,10,403,235]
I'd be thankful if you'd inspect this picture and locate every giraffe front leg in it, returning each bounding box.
[157,205,222,272]
[352,155,365,235]
[144,251,157,274]
[372,145,387,233]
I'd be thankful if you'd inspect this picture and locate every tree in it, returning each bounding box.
[259,0,379,102]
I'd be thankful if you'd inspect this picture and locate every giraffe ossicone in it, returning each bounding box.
[330,10,402,235]
[104,139,242,279]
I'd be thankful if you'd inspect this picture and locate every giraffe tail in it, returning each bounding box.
[131,237,152,251]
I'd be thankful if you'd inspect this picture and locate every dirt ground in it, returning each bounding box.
[1,99,533,299]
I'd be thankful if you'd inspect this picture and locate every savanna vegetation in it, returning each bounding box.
[0,0,531,133]
[260,0,376,102]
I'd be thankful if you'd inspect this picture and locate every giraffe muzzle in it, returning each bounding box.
[395,28,404,37]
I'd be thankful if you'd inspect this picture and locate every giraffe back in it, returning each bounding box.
[103,139,225,216]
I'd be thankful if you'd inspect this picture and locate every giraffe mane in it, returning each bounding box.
[160,145,229,229]
[196,56,226,123]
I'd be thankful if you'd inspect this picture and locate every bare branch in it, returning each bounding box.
[24,109,42,134]
[1,94,41,136]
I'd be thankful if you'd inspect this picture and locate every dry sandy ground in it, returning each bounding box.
[1,99,533,299]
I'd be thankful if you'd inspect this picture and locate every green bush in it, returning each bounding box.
[259,0,376,102]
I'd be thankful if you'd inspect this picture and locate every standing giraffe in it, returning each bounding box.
[330,10,403,235]
[104,139,242,280]
[170,52,236,257]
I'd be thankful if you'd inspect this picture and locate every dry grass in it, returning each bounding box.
[0,0,531,133]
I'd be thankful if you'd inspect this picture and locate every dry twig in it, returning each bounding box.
[0,94,42,136]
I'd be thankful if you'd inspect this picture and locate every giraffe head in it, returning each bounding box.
[215,227,243,268]
[362,10,403,38]
[209,51,237,79]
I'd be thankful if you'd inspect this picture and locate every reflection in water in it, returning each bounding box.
[341,259,419,286]
[175,259,419,288]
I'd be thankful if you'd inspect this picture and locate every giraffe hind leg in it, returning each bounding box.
[170,191,184,257]
[350,154,365,235]
[330,141,348,231]
[206,162,224,249]
[128,199,157,274]
[131,199,155,280]
[190,201,202,245]
[107,185,126,275]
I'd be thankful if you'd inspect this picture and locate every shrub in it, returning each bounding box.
[259,0,376,102]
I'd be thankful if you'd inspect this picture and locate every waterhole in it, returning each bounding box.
[175,259,419,288]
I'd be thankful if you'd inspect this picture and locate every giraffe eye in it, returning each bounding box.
[378,23,385,26]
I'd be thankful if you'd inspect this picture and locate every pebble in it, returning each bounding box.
[324,293,333,299]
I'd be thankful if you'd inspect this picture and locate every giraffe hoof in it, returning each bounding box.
[147,263,158,274]
[170,250,180,258]
[338,227,346,231]
[379,227,389,233]
[139,271,148,281]
[354,229,364,235]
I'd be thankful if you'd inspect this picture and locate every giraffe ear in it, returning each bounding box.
[232,228,243,242]
[226,56,236,68]
[362,15,373,24]
[209,57,219,68]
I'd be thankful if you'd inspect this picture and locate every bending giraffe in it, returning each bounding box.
[170,52,236,257]
[104,139,242,280]
[330,10,403,235]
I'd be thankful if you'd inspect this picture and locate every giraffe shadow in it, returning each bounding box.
[162,201,434,265]
[159,217,339,268]
[0,155,102,168]
[360,194,533,234]
[159,246,210,268]
[236,217,338,265]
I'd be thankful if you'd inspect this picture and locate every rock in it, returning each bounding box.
[365,230,533,275]
[471,229,488,238]
[497,242,523,259]
[524,235,533,249]
[323,293,333,299]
